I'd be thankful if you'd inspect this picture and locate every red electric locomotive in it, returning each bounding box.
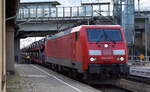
[44,25,129,79]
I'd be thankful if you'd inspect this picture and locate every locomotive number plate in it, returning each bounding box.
[101,57,113,59]
[102,49,112,55]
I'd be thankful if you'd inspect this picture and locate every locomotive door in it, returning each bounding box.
[72,32,79,60]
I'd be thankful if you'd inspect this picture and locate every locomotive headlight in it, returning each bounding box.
[117,57,125,61]
[104,44,109,48]
[90,57,97,62]
[120,57,124,61]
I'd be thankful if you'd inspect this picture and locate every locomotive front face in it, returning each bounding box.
[85,27,128,64]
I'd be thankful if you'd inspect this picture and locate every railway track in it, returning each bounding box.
[126,75,150,84]
[92,84,133,92]
[90,77,150,92]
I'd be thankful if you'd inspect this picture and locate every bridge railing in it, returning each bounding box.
[17,5,112,20]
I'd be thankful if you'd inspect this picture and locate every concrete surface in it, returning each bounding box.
[6,24,15,74]
[7,64,101,92]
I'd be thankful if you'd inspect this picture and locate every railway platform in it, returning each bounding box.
[7,64,101,92]
[130,66,150,78]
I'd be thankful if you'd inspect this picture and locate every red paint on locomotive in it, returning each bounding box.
[44,25,128,73]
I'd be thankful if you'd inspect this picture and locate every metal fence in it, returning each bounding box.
[17,5,112,20]
[129,56,150,62]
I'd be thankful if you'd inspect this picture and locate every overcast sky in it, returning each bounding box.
[20,0,150,9]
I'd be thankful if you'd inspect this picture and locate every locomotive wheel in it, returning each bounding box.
[68,69,73,77]
[58,65,63,73]
[72,70,78,79]
[51,64,55,70]
[83,72,89,81]
[53,64,58,72]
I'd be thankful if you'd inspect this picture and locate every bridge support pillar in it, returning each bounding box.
[6,24,15,74]
[15,37,21,63]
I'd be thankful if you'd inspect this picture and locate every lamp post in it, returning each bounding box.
[145,17,148,61]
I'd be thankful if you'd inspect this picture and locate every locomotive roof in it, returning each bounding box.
[80,25,121,27]
[71,25,121,32]
[47,25,121,40]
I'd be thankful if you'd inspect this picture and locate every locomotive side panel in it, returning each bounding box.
[45,32,84,72]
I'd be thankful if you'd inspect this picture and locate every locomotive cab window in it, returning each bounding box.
[87,28,122,42]
[75,32,79,41]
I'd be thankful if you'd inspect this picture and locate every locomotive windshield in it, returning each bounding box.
[87,28,122,42]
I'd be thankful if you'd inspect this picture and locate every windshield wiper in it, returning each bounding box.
[96,30,107,47]
[105,34,116,44]
[96,29,116,48]
[103,30,116,45]
[96,32,104,46]
[96,29,114,43]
